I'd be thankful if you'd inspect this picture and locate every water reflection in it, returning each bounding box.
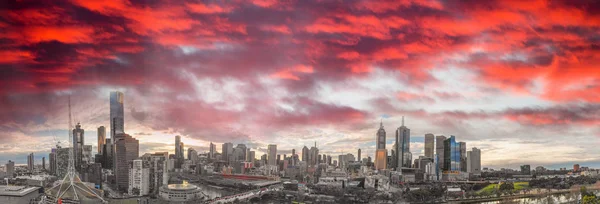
[196,184,231,200]
[479,190,600,204]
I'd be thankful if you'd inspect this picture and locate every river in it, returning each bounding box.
[478,190,600,204]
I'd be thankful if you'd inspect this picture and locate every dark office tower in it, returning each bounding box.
[175,135,182,168]
[268,145,277,166]
[27,153,34,172]
[459,142,467,172]
[98,126,106,154]
[110,91,125,139]
[222,143,233,163]
[49,150,56,175]
[42,157,46,170]
[209,142,216,159]
[72,123,84,172]
[443,136,460,172]
[395,116,411,168]
[235,144,247,161]
[292,149,295,156]
[103,138,113,169]
[358,149,361,162]
[435,135,447,172]
[114,133,139,192]
[301,146,309,162]
[424,133,434,159]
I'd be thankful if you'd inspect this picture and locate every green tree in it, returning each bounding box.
[582,195,600,204]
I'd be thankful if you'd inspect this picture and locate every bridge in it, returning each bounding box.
[208,185,283,204]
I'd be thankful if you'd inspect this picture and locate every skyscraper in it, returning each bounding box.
[175,135,182,168]
[301,146,309,162]
[376,120,386,149]
[49,150,56,175]
[27,153,34,172]
[103,138,113,169]
[98,126,106,154]
[309,142,318,166]
[56,148,70,178]
[209,142,216,159]
[375,120,387,170]
[42,157,46,170]
[443,136,461,172]
[188,148,198,161]
[467,147,481,174]
[424,133,434,158]
[267,144,277,166]
[357,148,361,162]
[110,91,125,138]
[114,133,139,192]
[396,116,411,168]
[459,142,467,172]
[73,123,84,172]
[234,144,247,161]
[435,135,446,173]
[6,160,14,178]
[222,142,233,163]
[247,150,255,163]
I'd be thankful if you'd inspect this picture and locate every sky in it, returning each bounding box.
[1,0,599,170]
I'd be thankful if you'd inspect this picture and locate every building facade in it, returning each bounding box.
[97,126,106,154]
[443,136,461,172]
[268,144,277,166]
[221,143,233,163]
[129,160,150,196]
[435,135,446,173]
[395,117,411,169]
[110,91,125,138]
[72,123,84,172]
[27,153,34,172]
[6,160,14,178]
[424,133,434,158]
[467,147,481,174]
[375,121,386,170]
[114,133,140,192]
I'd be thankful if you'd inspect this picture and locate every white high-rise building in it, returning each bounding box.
[467,147,481,174]
[129,160,150,196]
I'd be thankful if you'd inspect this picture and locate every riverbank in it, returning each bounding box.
[449,185,600,204]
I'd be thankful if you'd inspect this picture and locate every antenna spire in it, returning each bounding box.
[402,116,404,126]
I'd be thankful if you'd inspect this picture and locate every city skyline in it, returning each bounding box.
[1,0,600,171]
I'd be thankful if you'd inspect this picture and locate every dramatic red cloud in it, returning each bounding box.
[0,0,599,145]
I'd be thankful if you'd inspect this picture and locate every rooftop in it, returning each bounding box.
[166,183,198,191]
[0,185,40,196]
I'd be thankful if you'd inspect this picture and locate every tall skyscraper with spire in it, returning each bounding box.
[110,91,125,138]
[395,116,411,168]
[73,122,84,172]
[375,119,387,170]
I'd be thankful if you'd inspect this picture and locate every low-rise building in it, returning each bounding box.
[365,175,390,191]
[159,183,203,202]
[0,185,41,204]
[317,177,348,188]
